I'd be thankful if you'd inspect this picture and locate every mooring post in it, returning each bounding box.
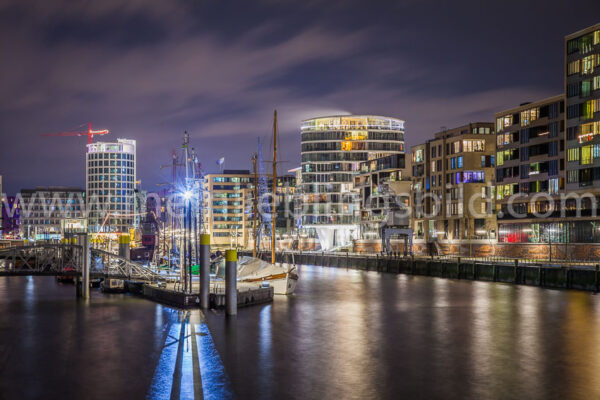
[118,234,130,261]
[200,234,210,309]
[225,249,237,316]
[78,233,90,299]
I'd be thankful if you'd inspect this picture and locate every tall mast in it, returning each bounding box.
[252,153,258,258]
[272,110,277,264]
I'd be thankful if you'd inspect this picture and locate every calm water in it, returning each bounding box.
[1,267,600,399]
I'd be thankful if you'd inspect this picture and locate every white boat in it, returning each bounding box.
[210,255,298,295]
[237,256,298,295]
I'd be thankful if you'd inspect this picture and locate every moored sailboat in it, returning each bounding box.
[237,110,299,294]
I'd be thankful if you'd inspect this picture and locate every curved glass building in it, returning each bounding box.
[300,115,405,249]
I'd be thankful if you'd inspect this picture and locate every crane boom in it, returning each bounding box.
[41,122,109,144]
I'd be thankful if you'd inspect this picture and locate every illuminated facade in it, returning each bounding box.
[354,154,410,239]
[495,96,566,243]
[19,187,85,240]
[300,115,405,249]
[565,24,600,191]
[411,123,496,242]
[86,139,136,233]
[202,170,253,249]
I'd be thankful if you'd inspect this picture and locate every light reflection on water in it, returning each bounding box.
[3,268,600,399]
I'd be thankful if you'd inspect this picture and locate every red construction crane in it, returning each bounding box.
[41,122,109,144]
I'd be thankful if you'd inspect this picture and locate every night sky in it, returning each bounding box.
[0,0,599,194]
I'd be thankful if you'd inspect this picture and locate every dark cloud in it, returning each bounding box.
[0,0,599,193]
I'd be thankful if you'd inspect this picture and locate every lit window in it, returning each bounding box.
[582,145,593,165]
[568,148,580,161]
[568,60,580,76]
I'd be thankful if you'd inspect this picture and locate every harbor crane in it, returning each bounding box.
[41,122,109,144]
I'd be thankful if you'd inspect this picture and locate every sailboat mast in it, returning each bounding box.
[252,154,258,258]
[272,110,277,264]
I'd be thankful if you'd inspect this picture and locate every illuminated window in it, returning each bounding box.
[497,151,504,166]
[581,145,593,165]
[496,118,503,132]
[520,108,539,127]
[457,156,463,168]
[549,178,559,195]
[413,149,424,163]
[582,55,595,75]
[431,161,436,172]
[463,139,485,152]
[568,148,580,161]
[463,170,485,183]
[582,100,595,120]
[568,60,580,76]
[453,141,461,154]
[595,30,600,45]
[594,76,600,90]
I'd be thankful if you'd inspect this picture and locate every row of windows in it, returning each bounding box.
[301,215,359,225]
[213,177,251,183]
[213,193,243,198]
[303,162,355,173]
[88,174,134,182]
[301,131,404,142]
[496,102,563,132]
[499,221,600,244]
[567,30,600,55]
[302,153,369,162]
[88,153,134,160]
[567,54,600,76]
[213,201,243,206]
[302,142,403,152]
[302,173,353,183]
[87,182,135,189]
[567,144,600,164]
[567,76,600,97]
[88,160,134,168]
[89,168,134,175]
[213,224,242,230]
[496,178,562,199]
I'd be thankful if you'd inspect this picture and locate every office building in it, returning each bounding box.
[300,115,406,249]
[19,187,86,240]
[411,123,496,244]
[86,139,137,233]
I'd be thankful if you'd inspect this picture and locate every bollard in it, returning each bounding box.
[225,249,237,316]
[118,234,130,261]
[200,234,210,309]
[78,233,90,299]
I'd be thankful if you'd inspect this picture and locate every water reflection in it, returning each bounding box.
[5,269,600,399]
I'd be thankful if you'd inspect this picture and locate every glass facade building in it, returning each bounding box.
[565,24,600,191]
[300,115,405,249]
[86,139,136,233]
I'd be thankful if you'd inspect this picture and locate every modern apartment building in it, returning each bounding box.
[300,115,405,249]
[86,139,137,233]
[495,95,566,243]
[411,123,496,242]
[354,154,410,239]
[565,24,600,194]
[19,187,86,240]
[202,170,252,249]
